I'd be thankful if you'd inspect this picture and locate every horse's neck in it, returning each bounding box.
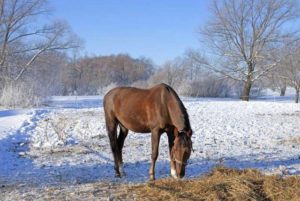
[167,92,188,131]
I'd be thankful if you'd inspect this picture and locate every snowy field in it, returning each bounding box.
[0,95,300,197]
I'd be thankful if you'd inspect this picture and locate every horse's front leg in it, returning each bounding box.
[149,128,162,181]
[167,131,177,179]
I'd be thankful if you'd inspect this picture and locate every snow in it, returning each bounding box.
[0,96,299,188]
[0,109,31,138]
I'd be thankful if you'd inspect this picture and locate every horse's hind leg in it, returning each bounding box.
[117,124,128,176]
[105,114,121,177]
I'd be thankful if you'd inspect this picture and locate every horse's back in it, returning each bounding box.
[103,84,172,132]
[104,83,170,107]
[104,86,150,111]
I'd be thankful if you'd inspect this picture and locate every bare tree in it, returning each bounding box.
[0,0,80,83]
[276,46,300,103]
[267,65,288,96]
[200,0,299,101]
[0,0,80,107]
[30,51,69,96]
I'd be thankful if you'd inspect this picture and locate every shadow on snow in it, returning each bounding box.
[43,97,103,109]
[0,106,299,188]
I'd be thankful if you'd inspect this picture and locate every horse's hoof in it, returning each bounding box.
[115,173,121,178]
[171,168,177,179]
[171,174,178,179]
[149,175,155,181]
[120,171,126,177]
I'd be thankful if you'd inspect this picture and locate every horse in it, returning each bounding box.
[103,83,193,180]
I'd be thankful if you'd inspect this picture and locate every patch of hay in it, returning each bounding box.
[281,137,300,146]
[128,167,300,201]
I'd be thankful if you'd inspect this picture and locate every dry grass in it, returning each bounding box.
[281,137,300,146]
[2,167,300,200]
[128,167,300,201]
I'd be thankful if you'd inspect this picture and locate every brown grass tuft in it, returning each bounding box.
[281,137,300,145]
[127,167,300,201]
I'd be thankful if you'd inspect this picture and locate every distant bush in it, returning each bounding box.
[0,81,42,107]
[131,80,149,89]
[102,82,119,95]
[178,76,233,97]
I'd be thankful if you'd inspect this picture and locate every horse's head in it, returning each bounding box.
[171,129,193,178]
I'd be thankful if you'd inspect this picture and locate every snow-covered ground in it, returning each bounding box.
[0,96,299,188]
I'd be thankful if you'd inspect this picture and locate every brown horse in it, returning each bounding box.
[104,83,193,180]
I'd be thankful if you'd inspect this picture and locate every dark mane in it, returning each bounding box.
[163,84,191,131]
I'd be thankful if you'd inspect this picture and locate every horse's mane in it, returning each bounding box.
[163,84,191,131]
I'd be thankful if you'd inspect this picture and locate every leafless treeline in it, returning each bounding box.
[63,54,154,95]
[1,0,300,107]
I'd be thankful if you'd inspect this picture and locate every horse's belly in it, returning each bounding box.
[120,119,151,133]
[129,126,151,133]
[117,113,151,133]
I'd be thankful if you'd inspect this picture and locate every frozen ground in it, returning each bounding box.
[0,95,300,199]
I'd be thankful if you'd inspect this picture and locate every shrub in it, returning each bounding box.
[0,81,42,107]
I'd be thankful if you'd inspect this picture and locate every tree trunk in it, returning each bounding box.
[241,76,252,101]
[295,89,299,104]
[280,84,286,96]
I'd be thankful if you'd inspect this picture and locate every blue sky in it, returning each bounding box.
[49,0,210,65]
